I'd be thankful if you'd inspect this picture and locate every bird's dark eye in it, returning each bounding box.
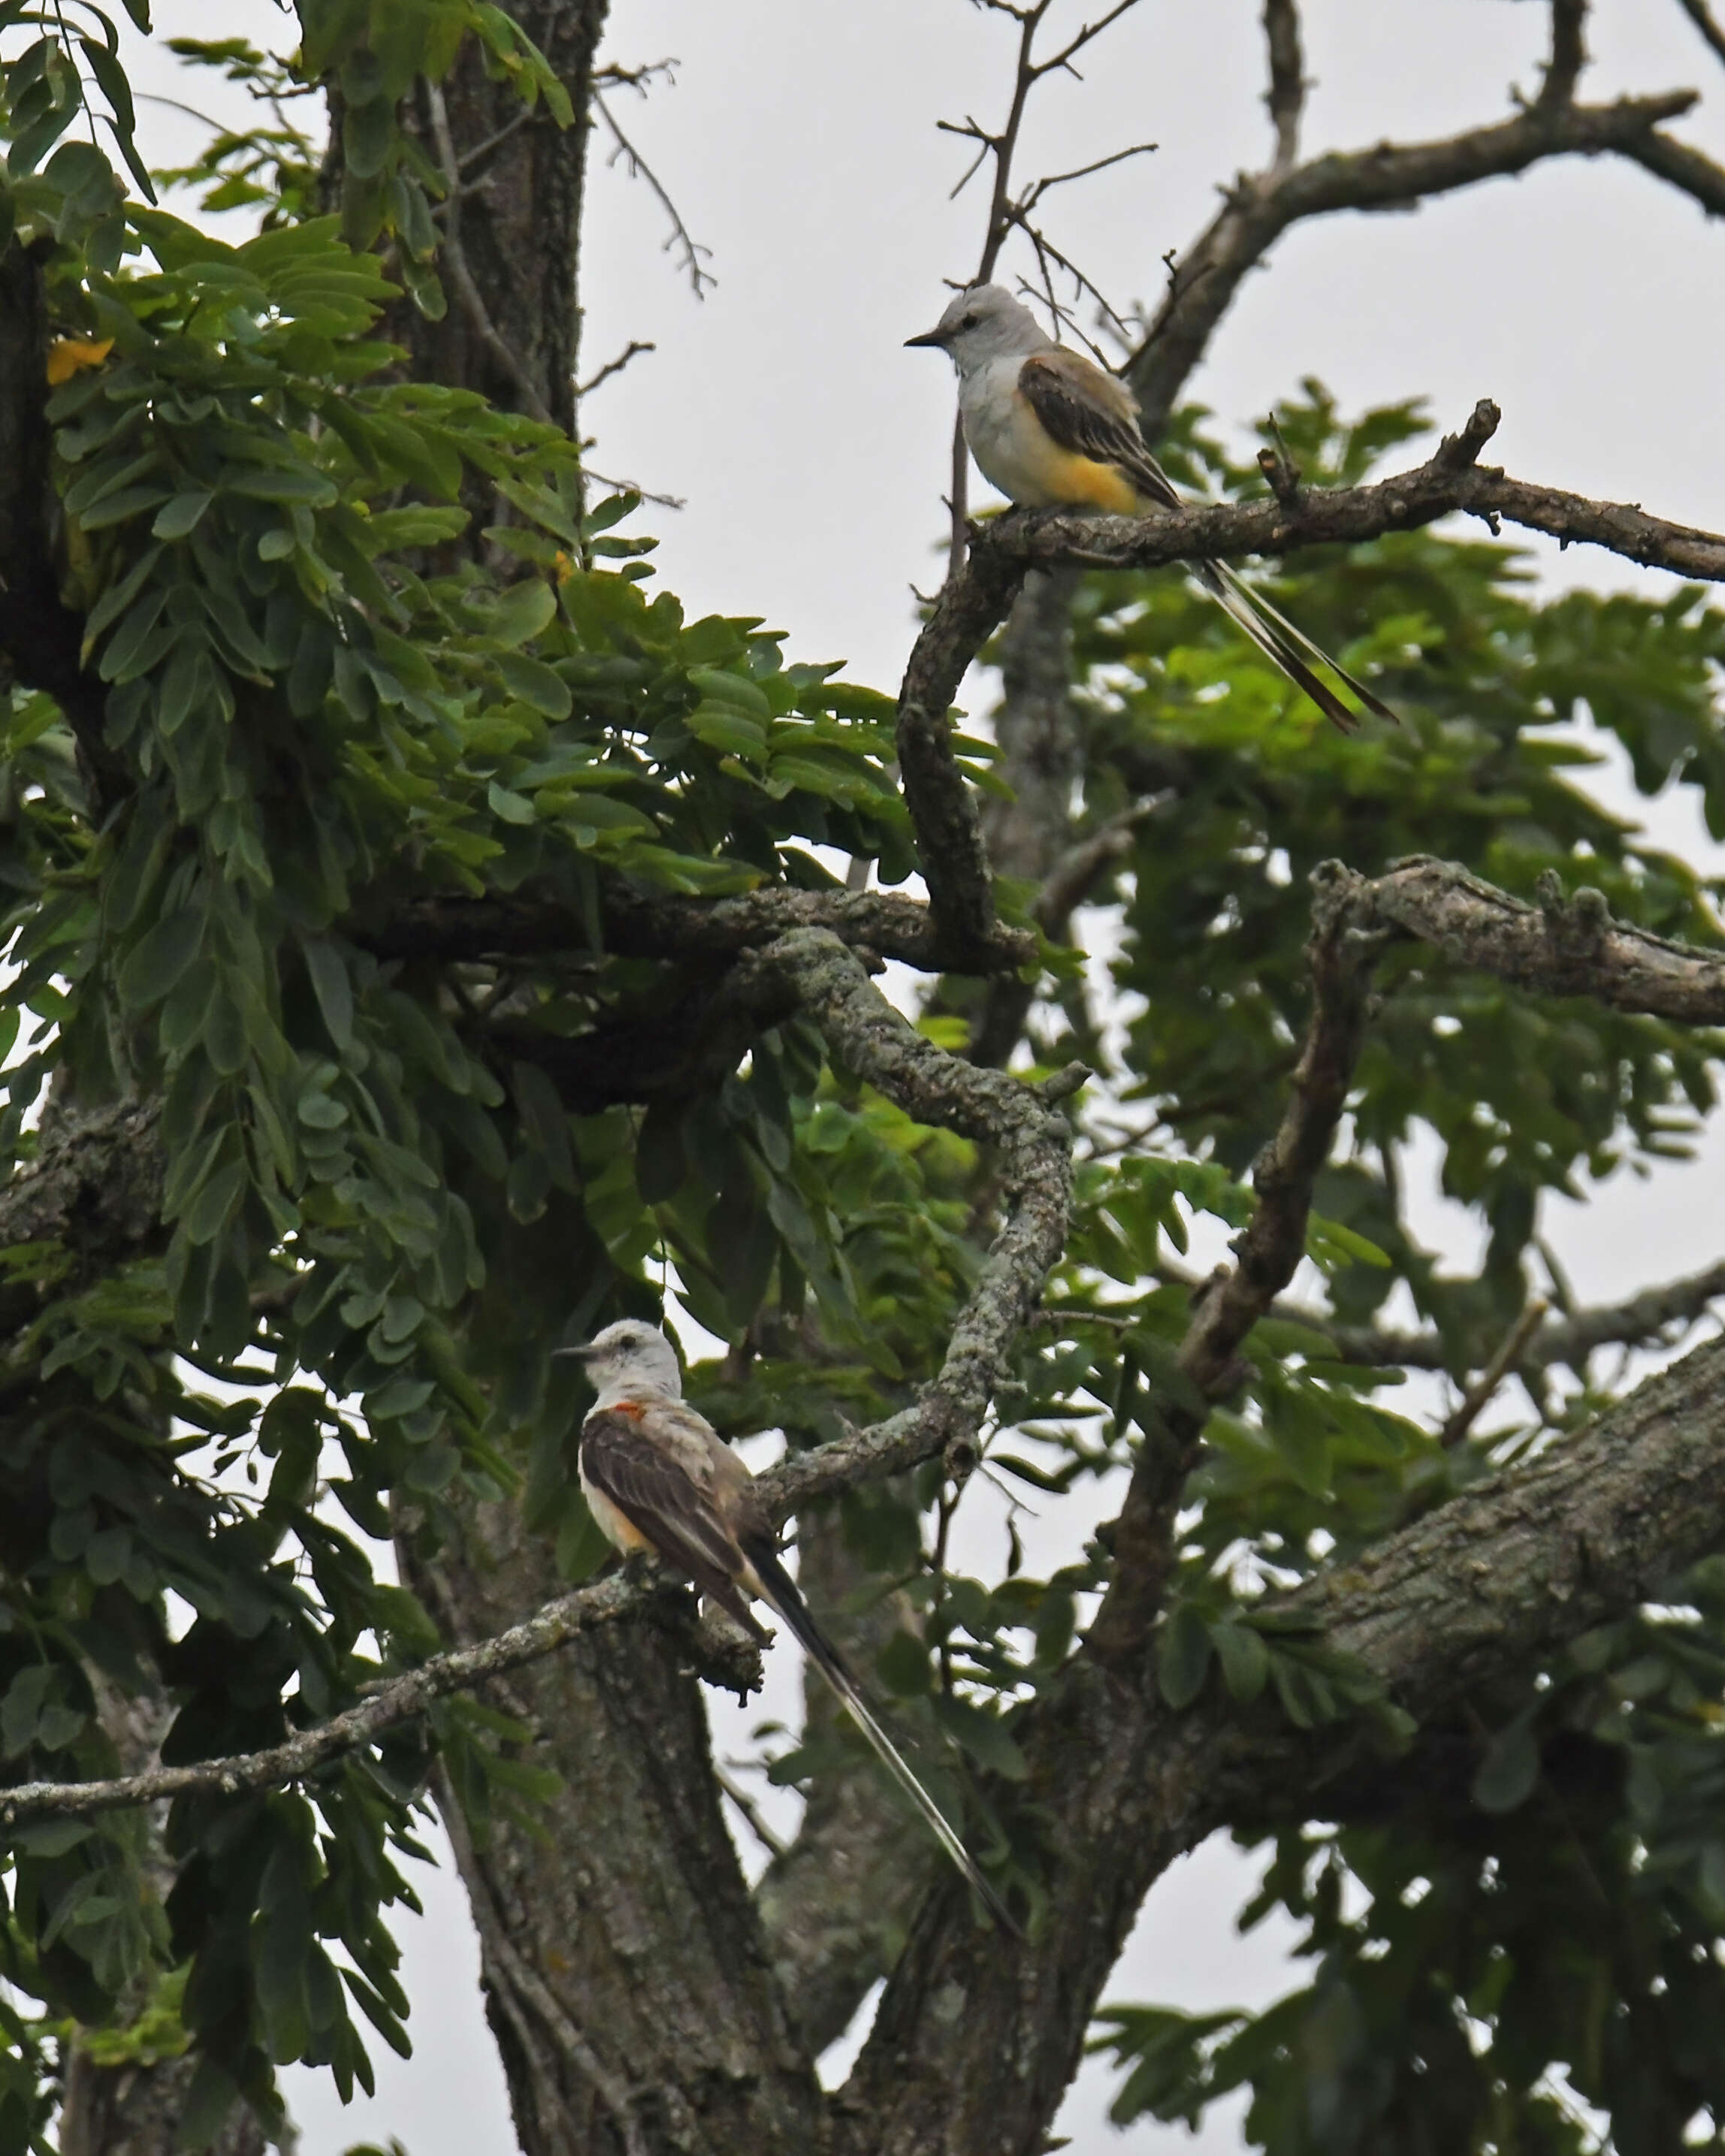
[960,313,978,330]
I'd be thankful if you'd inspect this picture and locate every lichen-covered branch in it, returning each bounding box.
[1,930,1075,1828]
[0,1572,647,1827]
[896,546,1026,957]
[894,399,1725,856]
[751,927,1077,1511]
[1351,854,1725,1025]
[370,881,1033,974]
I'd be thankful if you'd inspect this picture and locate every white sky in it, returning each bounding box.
[95,4,1725,2151]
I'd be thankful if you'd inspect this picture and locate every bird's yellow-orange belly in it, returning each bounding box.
[1032,451,1142,514]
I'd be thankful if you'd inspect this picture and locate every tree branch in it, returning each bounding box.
[1675,0,1725,71]
[1088,861,1381,1659]
[0,1571,648,1825]
[747,929,1077,1512]
[0,931,1075,1825]
[1350,855,1725,1025]
[1262,0,1305,173]
[424,83,557,428]
[369,883,1033,975]
[1129,89,1701,436]
[837,1330,1725,2156]
[896,398,1725,783]
[1539,0,1590,107]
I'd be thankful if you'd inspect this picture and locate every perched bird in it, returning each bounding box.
[562,1318,1018,1932]
[906,282,1394,732]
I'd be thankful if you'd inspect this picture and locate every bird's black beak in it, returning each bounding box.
[554,1342,597,1360]
[904,328,947,349]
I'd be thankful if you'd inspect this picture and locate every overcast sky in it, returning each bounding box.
[105,4,1725,2151]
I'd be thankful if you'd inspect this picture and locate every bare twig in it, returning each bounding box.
[579,464,686,512]
[1263,0,1306,172]
[578,339,655,399]
[935,0,1148,575]
[424,84,556,428]
[1675,0,1725,66]
[1440,1298,1550,1446]
[716,1767,790,1859]
[1539,0,1590,107]
[594,92,715,298]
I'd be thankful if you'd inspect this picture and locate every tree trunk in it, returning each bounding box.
[396,1499,826,2156]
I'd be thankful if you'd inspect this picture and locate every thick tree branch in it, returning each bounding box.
[1352,855,1725,1025]
[1128,89,1703,435]
[838,1331,1725,2156]
[897,400,1725,799]
[370,881,1033,974]
[1,930,1074,1826]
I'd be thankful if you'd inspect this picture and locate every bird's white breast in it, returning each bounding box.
[957,357,1065,508]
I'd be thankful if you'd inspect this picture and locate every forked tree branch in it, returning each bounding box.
[892,394,1725,953]
[1130,88,1710,436]
[837,1329,1725,2156]
[1350,855,1725,1025]
[0,931,1074,1824]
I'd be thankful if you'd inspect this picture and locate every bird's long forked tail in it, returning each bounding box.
[1198,560,1397,734]
[742,1538,1023,1939]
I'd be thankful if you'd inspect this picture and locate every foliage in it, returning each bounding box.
[3,9,1725,2154]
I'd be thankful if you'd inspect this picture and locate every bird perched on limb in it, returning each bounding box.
[560,1317,1019,1934]
[906,281,1395,733]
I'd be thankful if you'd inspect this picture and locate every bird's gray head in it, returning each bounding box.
[905,283,1053,374]
[560,1318,682,1402]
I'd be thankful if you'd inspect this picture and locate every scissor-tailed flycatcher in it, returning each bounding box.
[562,1318,1017,1932]
[906,282,1395,733]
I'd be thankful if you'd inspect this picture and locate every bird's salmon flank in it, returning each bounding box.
[907,282,1397,732]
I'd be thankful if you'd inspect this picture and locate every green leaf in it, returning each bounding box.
[1471,1714,1541,1813]
[152,490,213,539]
[118,906,204,1010]
[303,937,355,1052]
[1210,1620,1270,1705]
[1158,1604,1213,1711]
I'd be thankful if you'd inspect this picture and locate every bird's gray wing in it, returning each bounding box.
[1017,349,1181,508]
[1023,355,1396,731]
[579,1407,769,1643]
